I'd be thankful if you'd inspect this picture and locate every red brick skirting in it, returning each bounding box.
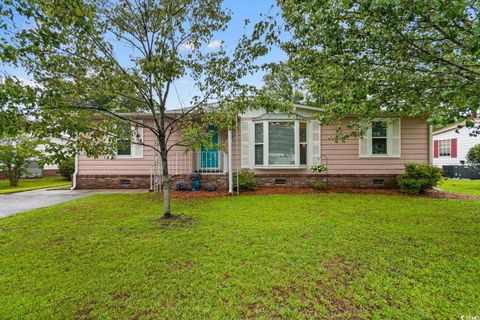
[76,174,151,189]
[42,169,61,177]
[76,173,397,190]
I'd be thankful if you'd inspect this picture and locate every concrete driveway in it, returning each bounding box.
[0,188,147,218]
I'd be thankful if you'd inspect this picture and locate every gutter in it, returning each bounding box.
[429,125,433,165]
[228,128,233,195]
[71,153,79,190]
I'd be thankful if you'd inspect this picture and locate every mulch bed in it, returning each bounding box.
[423,188,480,200]
[167,186,480,200]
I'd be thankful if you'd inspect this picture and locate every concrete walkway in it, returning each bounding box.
[0,188,147,218]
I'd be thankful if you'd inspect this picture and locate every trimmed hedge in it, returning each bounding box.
[397,163,443,195]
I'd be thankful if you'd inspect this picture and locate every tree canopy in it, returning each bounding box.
[0,0,272,216]
[279,0,480,130]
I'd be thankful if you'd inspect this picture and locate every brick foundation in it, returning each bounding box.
[254,174,397,189]
[76,173,397,190]
[76,175,151,189]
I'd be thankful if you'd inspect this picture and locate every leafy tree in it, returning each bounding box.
[279,0,480,134]
[0,135,44,187]
[261,63,306,104]
[467,144,480,168]
[0,0,272,217]
[58,157,75,181]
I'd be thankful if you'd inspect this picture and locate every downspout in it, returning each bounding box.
[428,125,433,165]
[228,127,233,195]
[71,153,79,190]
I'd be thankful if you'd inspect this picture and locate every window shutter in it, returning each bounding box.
[389,118,401,157]
[433,140,439,158]
[359,121,370,157]
[132,126,144,158]
[310,120,321,165]
[241,121,253,168]
[451,138,457,158]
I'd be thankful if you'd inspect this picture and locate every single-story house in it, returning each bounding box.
[433,120,480,167]
[72,105,432,191]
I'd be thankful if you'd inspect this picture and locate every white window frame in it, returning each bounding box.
[116,125,144,159]
[359,118,401,158]
[439,139,451,157]
[253,120,309,168]
[116,138,133,157]
[371,121,388,156]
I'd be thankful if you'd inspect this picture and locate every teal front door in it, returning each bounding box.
[201,126,219,169]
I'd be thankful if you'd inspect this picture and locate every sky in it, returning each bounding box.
[0,0,287,109]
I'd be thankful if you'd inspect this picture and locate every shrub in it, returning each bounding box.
[310,180,326,190]
[233,170,256,191]
[0,136,44,186]
[205,182,217,192]
[396,163,443,195]
[466,144,480,168]
[172,181,190,191]
[58,158,75,180]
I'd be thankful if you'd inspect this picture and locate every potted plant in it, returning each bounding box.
[310,164,327,173]
[189,172,201,191]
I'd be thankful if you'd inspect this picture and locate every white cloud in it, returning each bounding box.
[207,40,223,50]
[180,42,196,51]
[0,75,42,88]
[178,80,189,85]
[17,77,41,88]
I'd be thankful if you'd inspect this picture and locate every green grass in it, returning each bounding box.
[1,193,479,319]
[438,179,480,197]
[0,177,71,194]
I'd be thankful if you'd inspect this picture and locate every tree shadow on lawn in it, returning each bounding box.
[156,214,194,230]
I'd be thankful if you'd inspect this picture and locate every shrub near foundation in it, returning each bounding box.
[397,163,443,195]
[310,180,326,190]
[172,181,190,191]
[204,183,217,192]
[233,170,256,192]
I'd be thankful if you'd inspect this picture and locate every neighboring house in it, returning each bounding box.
[433,120,480,167]
[39,137,66,176]
[73,105,432,190]
[0,136,64,179]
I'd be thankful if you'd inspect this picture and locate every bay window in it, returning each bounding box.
[254,123,264,165]
[299,122,307,165]
[254,120,308,167]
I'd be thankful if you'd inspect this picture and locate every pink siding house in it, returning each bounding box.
[74,105,432,190]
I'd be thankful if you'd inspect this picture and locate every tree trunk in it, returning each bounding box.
[161,155,171,218]
[9,178,18,187]
[158,132,172,218]
[7,168,18,187]
[472,108,478,119]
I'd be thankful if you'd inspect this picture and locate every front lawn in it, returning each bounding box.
[0,176,71,194]
[0,193,479,319]
[438,179,480,197]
